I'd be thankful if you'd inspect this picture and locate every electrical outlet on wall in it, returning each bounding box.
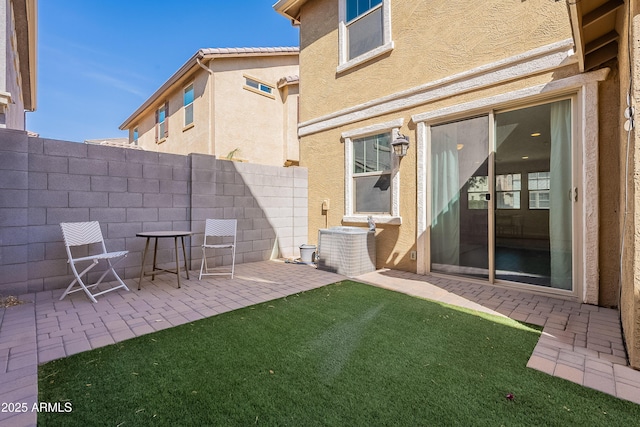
[410,251,417,261]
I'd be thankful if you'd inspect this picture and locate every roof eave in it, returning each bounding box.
[273,0,307,23]
[13,0,37,111]
[119,50,203,130]
[567,1,586,72]
[119,47,300,130]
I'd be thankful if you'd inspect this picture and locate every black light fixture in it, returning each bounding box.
[391,133,410,157]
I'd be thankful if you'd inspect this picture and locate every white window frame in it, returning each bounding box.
[343,118,403,224]
[243,75,275,99]
[496,173,522,210]
[156,103,167,143]
[183,82,194,128]
[132,127,139,145]
[413,69,609,305]
[337,0,393,74]
[528,171,550,209]
[467,176,489,210]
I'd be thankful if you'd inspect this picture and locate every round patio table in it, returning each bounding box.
[137,231,192,290]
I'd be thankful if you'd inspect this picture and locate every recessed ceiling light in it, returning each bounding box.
[530,132,541,137]
[522,156,529,159]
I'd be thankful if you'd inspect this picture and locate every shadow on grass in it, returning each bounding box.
[39,281,639,426]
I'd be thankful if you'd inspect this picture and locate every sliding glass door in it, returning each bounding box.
[429,99,574,291]
[430,116,490,279]
[494,100,572,289]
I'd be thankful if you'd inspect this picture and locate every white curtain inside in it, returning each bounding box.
[431,127,460,267]
[549,99,573,290]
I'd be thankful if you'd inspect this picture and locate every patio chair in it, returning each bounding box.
[59,221,130,303]
[199,219,237,280]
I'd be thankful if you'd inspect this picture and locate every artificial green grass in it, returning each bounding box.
[38,281,640,426]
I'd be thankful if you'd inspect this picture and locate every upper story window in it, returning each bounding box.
[347,0,383,60]
[155,102,168,143]
[184,83,194,127]
[133,127,139,145]
[338,0,393,74]
[244,75,275,98]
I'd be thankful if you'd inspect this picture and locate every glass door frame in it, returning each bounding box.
[420,94,582,296]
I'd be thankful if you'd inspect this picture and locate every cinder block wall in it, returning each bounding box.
[0,130,308,295]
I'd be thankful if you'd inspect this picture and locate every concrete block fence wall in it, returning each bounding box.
[0,129,308,295]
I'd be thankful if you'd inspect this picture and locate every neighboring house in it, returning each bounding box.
[84,137,144,150]
[274,1,640,368]
[120,47,299,167]
[0,0,36,130]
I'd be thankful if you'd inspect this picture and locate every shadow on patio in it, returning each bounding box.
[356,268,640,405]
[0,260,342,427]
[2,262,640,426]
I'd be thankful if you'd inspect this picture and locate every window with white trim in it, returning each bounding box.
[467,176,489,209]
[184,83,194,127]
[343,119,402,224]
[155,102,168,143]
[338,0,393,73]
[353,132,392,213]
[132,127,139,145]
[244,76,274,97]
[528,171,550,209]
[496,173,521,209]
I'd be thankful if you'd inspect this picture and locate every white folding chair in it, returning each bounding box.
[199,219,237,280]
[59,221,130,303]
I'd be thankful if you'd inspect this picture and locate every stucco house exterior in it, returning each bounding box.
[0,0,36,130]
[274,0,640,369]
[120,47,299,167]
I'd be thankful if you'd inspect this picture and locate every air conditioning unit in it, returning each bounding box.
[317,226,376,277]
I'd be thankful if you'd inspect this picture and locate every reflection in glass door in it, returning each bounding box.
[429,99,574,291]
[430,116,489,279]
[494,100,572,290]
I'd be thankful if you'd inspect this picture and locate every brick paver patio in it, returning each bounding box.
[357,268,640,405]
[0,261,638,426]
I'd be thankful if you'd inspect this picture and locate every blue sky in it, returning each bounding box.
[27,1,299,142]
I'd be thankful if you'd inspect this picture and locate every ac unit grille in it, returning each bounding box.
[317,227,376,277]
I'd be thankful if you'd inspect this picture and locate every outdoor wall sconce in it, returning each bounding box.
[391,133,410,157]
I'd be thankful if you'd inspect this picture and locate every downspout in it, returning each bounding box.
[196,56,214,155]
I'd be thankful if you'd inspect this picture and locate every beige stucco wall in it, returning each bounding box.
[297,0,574,258]
[298,0,572,123]
[301,66,596,273]
[296,0,622,309]
[211,56,299,165]
[0,0,26,130]
[128,55,299,167]
[282,83,300,163]
[620,1,640,369]
[133,68,209,156]
[599,66,621,308]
